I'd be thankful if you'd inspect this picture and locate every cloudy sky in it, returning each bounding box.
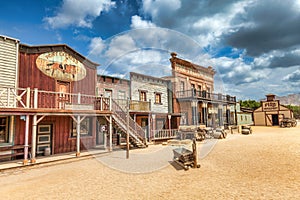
[1,0,300,100]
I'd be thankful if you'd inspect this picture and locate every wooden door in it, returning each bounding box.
[56,81,70,109]
[36,125,52,156]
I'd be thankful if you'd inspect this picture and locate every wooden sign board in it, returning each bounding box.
[262,101,279,111]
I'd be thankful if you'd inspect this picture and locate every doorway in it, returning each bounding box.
[36,124,52,156]
[56,81,70,109]
[272,114,279,126]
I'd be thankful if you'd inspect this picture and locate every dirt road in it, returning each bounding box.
[0,126,299,200]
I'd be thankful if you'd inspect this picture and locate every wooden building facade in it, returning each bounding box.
[254,94,293,126]
[0,40,147,164]
[164,52,236,128]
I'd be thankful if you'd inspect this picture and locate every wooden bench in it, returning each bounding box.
[0,145,31,161]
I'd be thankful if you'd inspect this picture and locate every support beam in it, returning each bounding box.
[76,115,81,157]
[31,115,46,163]
[23,115,30,165]
[126,98,129,159]
[31,115,37,164]
[109,115,112,151]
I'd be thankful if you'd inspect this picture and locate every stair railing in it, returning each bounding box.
[111,99,146,145]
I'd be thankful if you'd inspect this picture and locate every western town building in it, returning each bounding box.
[253,94,293,126]
[236,103,253,126]
[0,35,147,164]
[1,35,237,164]
[164,53,236,129]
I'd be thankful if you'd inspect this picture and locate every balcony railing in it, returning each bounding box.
[152,129,179,140]
[114,99,150,112]
[175,89,236,103]
[0,86,111,111]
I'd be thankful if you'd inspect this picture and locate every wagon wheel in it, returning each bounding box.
[286,123,291,128]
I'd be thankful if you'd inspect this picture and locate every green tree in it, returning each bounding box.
[239,100,261,110]
[286,105,300,119]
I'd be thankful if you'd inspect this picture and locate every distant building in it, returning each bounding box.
[163,52,236,128]
[96,75,130,99]
[236,103,253,125]
[253,94,293,126]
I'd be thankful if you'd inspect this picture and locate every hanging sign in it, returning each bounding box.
[36,51,86,82]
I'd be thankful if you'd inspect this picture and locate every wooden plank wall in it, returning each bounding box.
[14,116,96,154]
[18,52,96,95]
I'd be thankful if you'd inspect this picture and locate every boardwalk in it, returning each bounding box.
[1,126,300,199]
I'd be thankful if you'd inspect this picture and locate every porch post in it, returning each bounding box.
[226,105,231,125]
[76,93,81,157]
[76,115,81,157]
[191,100,198,126]
[152,114,156,141]
[218,104,223,127]
[109,115,112,151]
[168,114,171,137]
[31,114,37,163]
[202,102,207,126]
[31,88,38,163]
[23,115,30,165]
[148,113,151,142]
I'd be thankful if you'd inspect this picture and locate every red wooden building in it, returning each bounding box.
[1,38,147,164]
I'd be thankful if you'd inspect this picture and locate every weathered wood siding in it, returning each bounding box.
[130,73,170,113]
[14,116,96,154]
[18,52,96,95]
[0,36,19,107]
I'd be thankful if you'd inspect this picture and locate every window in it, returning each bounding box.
[0,117,9,143]
[72,117,92,137]
[155,93,162,104]
[191,84,196,96]
[104,89,112,98]
[118,91,126,99]
[140,91,147,101]
[198,85,202,91]
[156,119,165,130]
[180,81,185,91]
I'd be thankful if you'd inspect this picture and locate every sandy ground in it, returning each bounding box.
[0,126,300,200]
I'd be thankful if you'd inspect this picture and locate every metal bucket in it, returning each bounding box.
[44,147,51,156]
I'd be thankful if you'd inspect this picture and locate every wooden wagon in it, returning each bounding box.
[173,146,200,170]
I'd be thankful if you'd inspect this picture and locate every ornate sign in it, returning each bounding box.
[175,63,213,80]
[262,101,279,111]
[36,51,86,82]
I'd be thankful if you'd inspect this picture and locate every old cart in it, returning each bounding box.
[173,139,200,170]
[173,148,194,170]
[280,118,297,128]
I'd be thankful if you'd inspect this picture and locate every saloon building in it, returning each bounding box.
[253,94,293,126]
[164,53,236,128]
[0,35,147,164]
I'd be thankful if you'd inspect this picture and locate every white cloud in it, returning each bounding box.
[44,0,115,29]
[88,37,106,56]
[142,0,181,19]
[105,34,137,59]
[130,15,156,29]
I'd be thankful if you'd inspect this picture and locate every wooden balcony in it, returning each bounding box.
[175,89,236,104]
[0,86,111,113]
[114,99,150,112]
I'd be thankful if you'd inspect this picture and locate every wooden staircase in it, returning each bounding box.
[111,99,147,148]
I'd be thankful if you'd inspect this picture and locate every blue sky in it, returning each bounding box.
[1,0,300,101]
